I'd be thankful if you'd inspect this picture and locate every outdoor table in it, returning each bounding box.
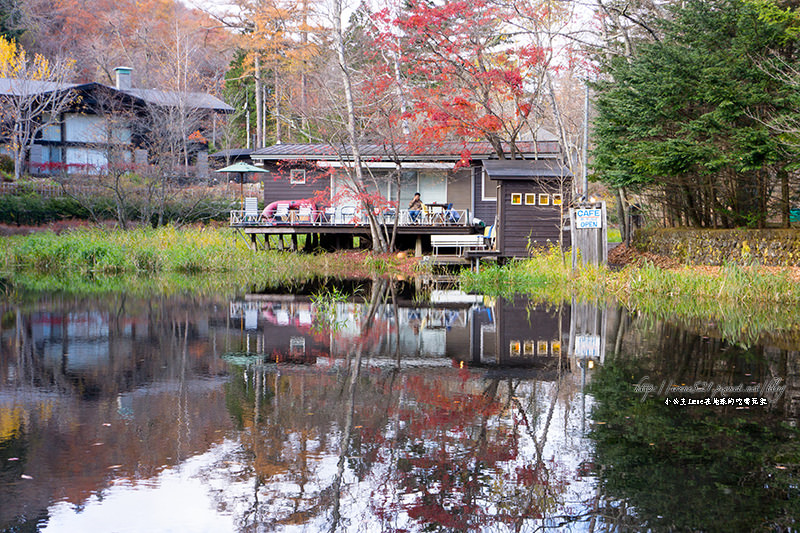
[426,203,447,224]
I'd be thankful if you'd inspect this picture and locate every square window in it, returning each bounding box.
[511,193,522,205]
[510,341,521,357]
[551,341,561,355]
[525,193,536,205]
[552,194,562,206]
[537,340,549,355]
[538,194,550,206]
[523,340,535,355]
[290,169,306,184]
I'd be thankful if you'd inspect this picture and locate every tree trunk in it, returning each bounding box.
[255,54,263,149]
[616,188,630,246]
[333,0,387,252]
[780,166,790,228]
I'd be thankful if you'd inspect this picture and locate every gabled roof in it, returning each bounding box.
[251,138,563,162]
[0,77,233,112]
[0,78,78,95]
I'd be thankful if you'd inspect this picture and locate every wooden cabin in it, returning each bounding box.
[483,159,572,258]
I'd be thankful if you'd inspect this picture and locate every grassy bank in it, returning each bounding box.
[4,228,800,343]
[461,250,800,344]
[0,226,420,295]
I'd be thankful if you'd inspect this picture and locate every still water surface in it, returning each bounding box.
[1,282,798,531]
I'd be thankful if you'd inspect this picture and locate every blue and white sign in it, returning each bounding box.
[575,334,601,358]
[575,208,603,229]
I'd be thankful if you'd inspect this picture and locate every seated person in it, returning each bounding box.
[445,203,460,224]
[408,192,423,222]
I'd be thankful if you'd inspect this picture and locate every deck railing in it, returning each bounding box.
[230,207,472,227]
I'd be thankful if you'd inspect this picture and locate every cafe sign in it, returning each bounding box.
[575,208,603,229]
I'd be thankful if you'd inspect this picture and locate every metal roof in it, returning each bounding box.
[251,139,562,162]
[122,88,234,113]
[0,78,78,95]
[0,78,233,112]
[483,159,573,178]
[210,148,255,159]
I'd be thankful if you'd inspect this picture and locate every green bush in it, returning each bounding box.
[0,155,13,175]
[0,191,231,226]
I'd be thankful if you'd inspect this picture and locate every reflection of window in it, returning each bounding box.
[523,340,535,355]
[511,193,522,205]
[290,169,306,184]
[537,340,549,355]
[525,193,536,205]
[290,336,306,357]
[480,324,497,364]
[552,194,563,206]
[551,340,561,355]
[510,340,521,356]
[538,194,550,206]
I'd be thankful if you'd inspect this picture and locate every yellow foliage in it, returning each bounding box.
[0,35,20,77]
[0,35,70,80]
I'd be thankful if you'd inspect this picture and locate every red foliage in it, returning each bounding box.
[368,0,551,157]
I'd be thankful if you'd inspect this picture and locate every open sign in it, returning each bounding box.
[575,208,603,229]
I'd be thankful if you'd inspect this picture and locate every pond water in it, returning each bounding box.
[1,281,798,532]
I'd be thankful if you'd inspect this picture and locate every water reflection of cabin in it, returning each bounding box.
[460,297,570,369]
[229,298,324,364]
[229,294,573,372]
[234,133,569,257]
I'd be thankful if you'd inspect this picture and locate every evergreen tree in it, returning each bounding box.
[592,0,798,228]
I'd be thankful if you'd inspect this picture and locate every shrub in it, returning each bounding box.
[0,155,13,175]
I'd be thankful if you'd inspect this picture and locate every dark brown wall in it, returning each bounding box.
[495,299,570,366]
[497,179,571,258]
[261,162,330,205]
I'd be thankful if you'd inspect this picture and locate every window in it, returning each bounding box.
[523,340,535,355]
[551,341,561,355]
[538,193,550,206]
[552,193,563,206]
[525,193,536,205]
[510,341,521,357]
[511,193,522,205]
[537,340,549,355]
[290,169,306,184]
[481,167,497,201]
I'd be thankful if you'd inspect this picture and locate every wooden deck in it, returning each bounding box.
[233,220,482,253]
[230,205,490,255]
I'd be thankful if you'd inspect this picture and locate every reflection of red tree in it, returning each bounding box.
[369,375,567,530]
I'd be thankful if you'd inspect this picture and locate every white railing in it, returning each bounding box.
[230,207,472,227]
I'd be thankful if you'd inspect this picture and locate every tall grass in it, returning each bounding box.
[461,248,800,345]
[460,249,607,303]
[0,226,422,297]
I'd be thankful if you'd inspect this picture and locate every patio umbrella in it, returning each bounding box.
[215,162,269,203]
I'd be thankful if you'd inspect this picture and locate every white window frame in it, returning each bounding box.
[290,169,306,185]
[481,167,496,201]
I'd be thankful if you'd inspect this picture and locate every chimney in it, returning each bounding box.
[114,66,132,90]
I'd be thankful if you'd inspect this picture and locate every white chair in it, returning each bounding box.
[297,205,312,223]
[322,207,336,224]
[340,205,358,224]
[273,203,290,224]
[243,197,259,224]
